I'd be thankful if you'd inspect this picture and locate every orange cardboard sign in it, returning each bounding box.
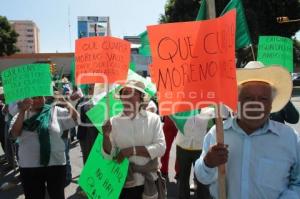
[147,10,237,116]
[75,36,131,84]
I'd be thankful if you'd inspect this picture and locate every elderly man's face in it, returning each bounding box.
[238,81,272,132]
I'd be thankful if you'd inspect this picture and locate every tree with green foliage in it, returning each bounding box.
[0,16,19,57]
[159,0,201,23]
[160,0,300,43]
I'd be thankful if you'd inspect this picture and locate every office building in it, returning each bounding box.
[10,20,40,53]
[77,16,111,38]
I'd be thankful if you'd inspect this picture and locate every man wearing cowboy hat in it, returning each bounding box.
[195,61,300,199]
[102,80,166,199]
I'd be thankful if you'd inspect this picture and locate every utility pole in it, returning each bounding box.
[206,0,216,18]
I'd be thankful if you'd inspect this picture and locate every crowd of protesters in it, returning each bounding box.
[1,61,300,199]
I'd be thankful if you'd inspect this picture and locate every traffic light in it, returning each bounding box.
[277,16,289,23]
[50,63,57,74]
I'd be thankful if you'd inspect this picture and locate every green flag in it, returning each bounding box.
[170,108,217,134]
[138,31,151,56]
[127,69,156,97]
[170,109,201,134]
[86,87,123,132]
[86,69,157,131]
[220,0,252,49]
[196,0,207,20]
[129,61,136,71]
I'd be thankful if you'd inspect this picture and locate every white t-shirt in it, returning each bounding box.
[176,107,215,150]
[102,110,166,188]
[10,106,76,168]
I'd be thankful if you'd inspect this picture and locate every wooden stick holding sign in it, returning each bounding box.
[206,0,227,197]
[105,83,110,120]
[215,104,226,199]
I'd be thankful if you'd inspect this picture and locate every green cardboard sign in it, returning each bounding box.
[257,36,293,72]
[80,87,127,199]
[79,134,129,199]
[1,64,53,103]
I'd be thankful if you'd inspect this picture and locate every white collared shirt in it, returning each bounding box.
[195,118,300,199]
[176,107,215,150]
[102,110,166,188]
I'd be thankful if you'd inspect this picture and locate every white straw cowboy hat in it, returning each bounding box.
[237,61,292,113]
[115,80,148,99]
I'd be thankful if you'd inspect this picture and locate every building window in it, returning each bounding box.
[27,40,34,43]
[27,29,33,32]
[26,34,33,37]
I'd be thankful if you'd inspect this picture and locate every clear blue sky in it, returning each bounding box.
[1,0,167,53]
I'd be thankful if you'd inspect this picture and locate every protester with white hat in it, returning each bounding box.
[102,80,166,199]
[195,61,300,199]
